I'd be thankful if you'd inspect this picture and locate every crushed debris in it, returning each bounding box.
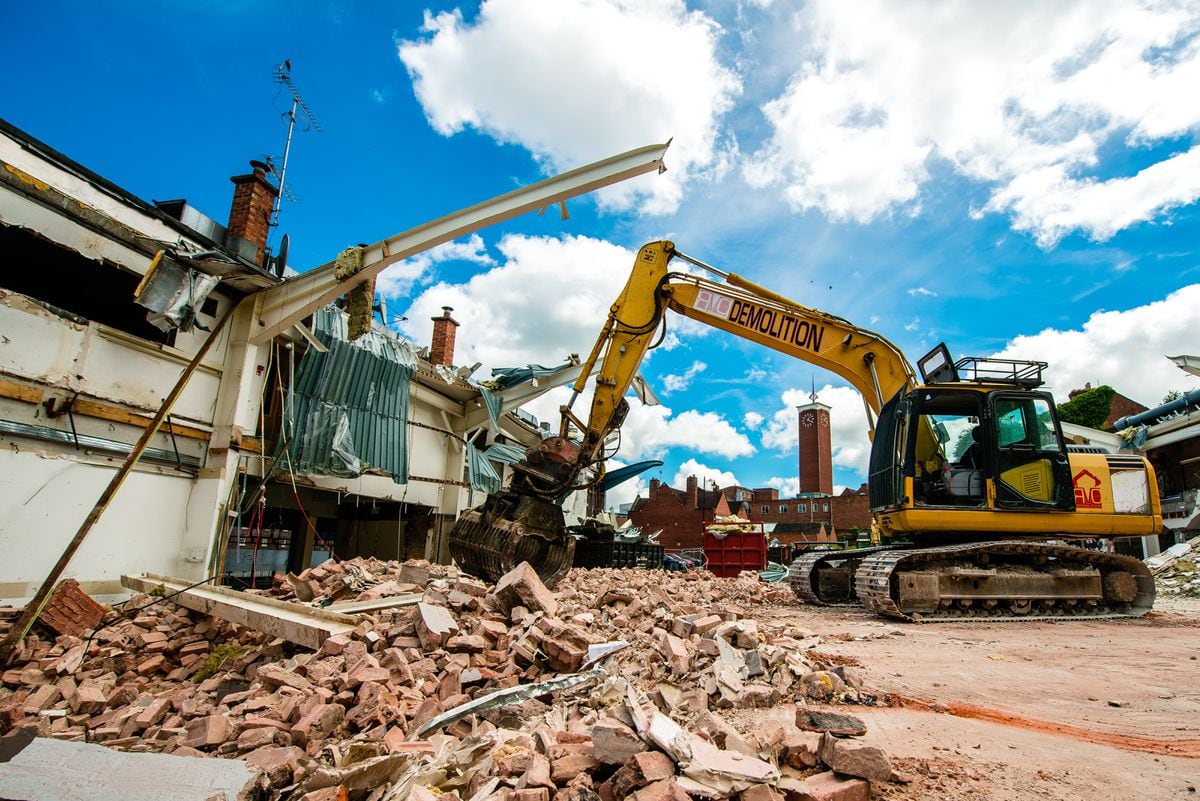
[0,560,901,800]
[1149,536,1199,598]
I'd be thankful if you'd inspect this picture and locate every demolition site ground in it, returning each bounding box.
[761,595,1200,801]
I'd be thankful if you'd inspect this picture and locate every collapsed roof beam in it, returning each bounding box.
[250,141,671,345]
[460,360,590,432]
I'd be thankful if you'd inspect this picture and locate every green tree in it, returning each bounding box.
[1162,389,1183,404]
[1057,385,1116,429]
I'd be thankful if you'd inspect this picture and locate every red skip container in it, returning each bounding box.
[703,521,767,577]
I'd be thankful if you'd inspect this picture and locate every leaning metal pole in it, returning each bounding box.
[0,306,235,664]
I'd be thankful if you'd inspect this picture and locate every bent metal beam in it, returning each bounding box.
[249,141,671,345]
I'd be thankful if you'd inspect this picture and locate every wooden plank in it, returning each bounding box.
[0,383,261,453]
[0,377,44,405]
[71,398,214,441]
[326,593,423,615]
[121,573,356,650]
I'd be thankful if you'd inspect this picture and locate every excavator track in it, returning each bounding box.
[854,541,1155,622]
[788,546,901,605]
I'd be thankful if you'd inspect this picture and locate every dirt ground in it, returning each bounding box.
[757,595,1200,801]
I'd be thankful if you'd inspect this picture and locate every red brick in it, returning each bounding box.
[291,703,344,746]
[592,718,646,765]
[21,684,61,714]
[490,562,558,616]
[629,779,690,801]
[37,579,105,637]
[739,785,784,801]
[243,744,307,788]
[185,715,231,749]
[238,725,289,752]
[69,683,107,714]
[137,655,167,676]
[134,698,172,729]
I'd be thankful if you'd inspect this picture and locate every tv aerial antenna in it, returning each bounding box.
[270,59,322,229]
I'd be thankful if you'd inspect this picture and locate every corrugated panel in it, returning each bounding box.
[286,307,416,482]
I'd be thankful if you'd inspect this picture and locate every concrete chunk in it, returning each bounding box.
[415,603,460,649]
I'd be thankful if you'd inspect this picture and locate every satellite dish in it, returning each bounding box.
[273,233,289,277]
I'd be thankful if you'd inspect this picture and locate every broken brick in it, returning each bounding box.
[777,771,868,801]
[490,562,558,617]
[592,718,646,765]
[37,578,105,637]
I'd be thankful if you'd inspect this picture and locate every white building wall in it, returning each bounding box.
[0,291,227,425]
[0,449,197,603]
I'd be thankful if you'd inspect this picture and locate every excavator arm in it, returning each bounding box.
[450,240,917,585]
[562,241,915,480]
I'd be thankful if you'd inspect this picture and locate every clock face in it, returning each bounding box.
[801,413,814,427]
[819,414,829,427]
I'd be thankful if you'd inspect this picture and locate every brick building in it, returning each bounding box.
[626,476,734,550]
[628,399,872,550]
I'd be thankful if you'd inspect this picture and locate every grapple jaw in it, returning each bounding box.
[448,491,576,588]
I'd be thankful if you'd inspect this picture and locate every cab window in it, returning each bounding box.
[995,397,1061,451]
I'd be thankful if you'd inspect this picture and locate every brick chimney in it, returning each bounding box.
[649,478,660,493]
[227,160,277,266]
[686,475,699,507]
[429,306,460,367]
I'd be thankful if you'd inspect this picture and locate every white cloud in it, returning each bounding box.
[395,234,631,367]
[377,234,495,300]
[981,146,1200,248]
[745,1,1200,244]
[601,459,647,513]
[398,0,742,215]
[903,316,921,332]
[743,411,764,430]
[620,404,755,461]
[993,283,1200,406]
[765,475,799,497]
[519,384,754,464]
[661,360,707,394]
[907,287,937,297]
[760,385,873,477]
[672,458,739,492]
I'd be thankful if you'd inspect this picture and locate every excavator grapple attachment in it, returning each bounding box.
[448,492,576,588]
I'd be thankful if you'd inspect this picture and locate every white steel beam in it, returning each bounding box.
[250,141,671,344]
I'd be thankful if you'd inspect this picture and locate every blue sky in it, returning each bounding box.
[4,1,1199,509]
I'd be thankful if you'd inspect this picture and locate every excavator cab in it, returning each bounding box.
[871,347,1077,522]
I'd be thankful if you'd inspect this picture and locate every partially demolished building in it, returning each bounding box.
[0,118,583,603]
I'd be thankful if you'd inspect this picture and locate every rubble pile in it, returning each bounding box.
[0,560,903,800]
[1148,537,1199,598]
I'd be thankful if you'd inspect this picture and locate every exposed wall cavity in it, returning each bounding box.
[0,225,180,344]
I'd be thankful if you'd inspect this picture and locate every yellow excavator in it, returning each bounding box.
[450,241,1160,620]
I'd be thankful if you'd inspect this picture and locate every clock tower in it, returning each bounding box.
[797,391,833,496]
